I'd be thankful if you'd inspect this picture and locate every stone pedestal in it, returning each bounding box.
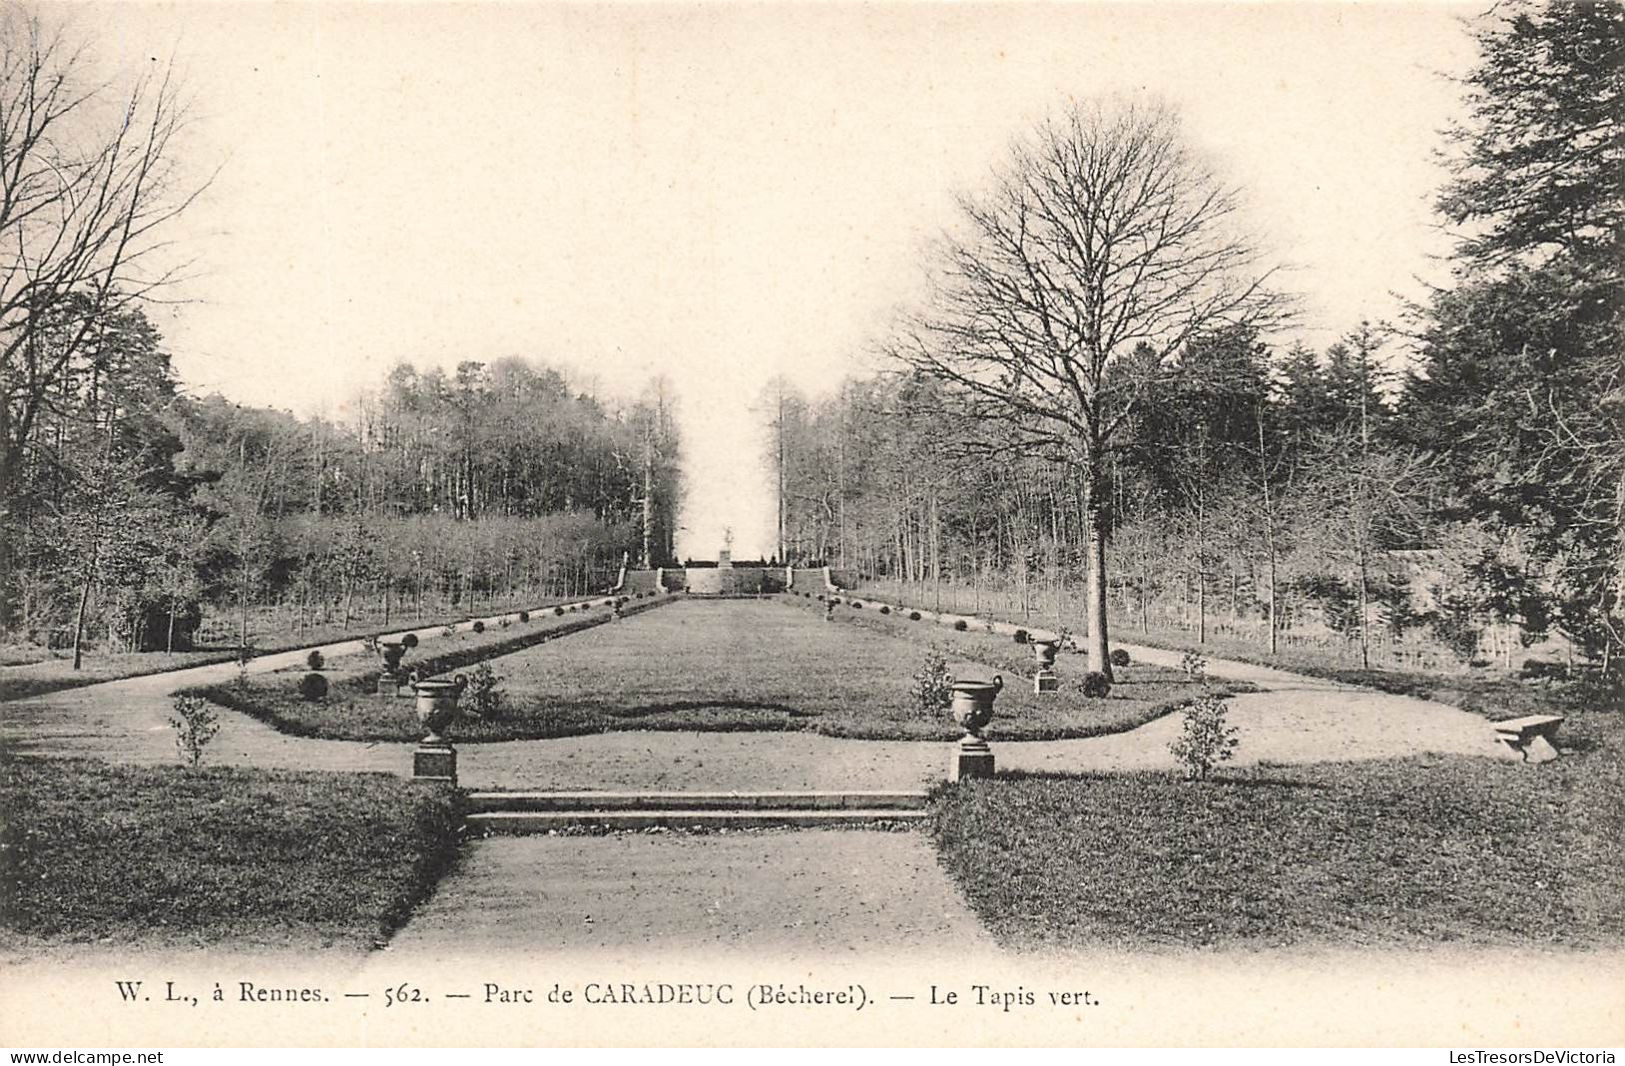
[1033,669,1059,693]
[414,743,457,785]
[1519,734,1561,764]
[377,671,404,696]
[953,736,994,780]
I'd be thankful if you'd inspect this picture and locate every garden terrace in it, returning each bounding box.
[0,754,459,951]
[0,592,630,705]
[185,594,670,741]
[226,596,1242,743]
[931,727,1625,951]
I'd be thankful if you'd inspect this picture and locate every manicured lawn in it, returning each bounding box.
[189,599,650,740]
[931,731,1625,951]
[191,595,1230,742]
[435,597,1231,742]
[0,755,459,950]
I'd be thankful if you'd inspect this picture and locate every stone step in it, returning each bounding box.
[463,789,929,813]
[465,808,930,833]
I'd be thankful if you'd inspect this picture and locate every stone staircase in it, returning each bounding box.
[462,789,931,832]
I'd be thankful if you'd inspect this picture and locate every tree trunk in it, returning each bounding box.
[71,541,100,671]
[1082,468,1112,680]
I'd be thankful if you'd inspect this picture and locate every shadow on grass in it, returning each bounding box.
[598,698,820,721]
[977,767,1334,792]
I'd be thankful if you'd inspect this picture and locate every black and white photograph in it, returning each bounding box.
[0,0,1620,1050]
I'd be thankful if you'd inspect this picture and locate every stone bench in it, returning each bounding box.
[1493,714,1565,763]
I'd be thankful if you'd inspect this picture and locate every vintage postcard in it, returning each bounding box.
[0,0,1620,1050]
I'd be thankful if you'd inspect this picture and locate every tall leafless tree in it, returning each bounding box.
[0,9,204,598]
[896,97,1287,675]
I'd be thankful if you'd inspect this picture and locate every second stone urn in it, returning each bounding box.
[1032,638,1060,693]
[377,640,409,695]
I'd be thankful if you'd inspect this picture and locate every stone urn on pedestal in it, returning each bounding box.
[376,641,409,695]
[949,674,1002,780]
[1032,638,1060,693]
[412,674,467,784]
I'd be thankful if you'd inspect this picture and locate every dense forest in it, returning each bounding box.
[764,1,1623,677]
[2,332,683,658]
[0,11,685,664]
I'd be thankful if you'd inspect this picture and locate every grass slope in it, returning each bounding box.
[931,730,1625,951]
[188,595,1231,742]
[0,754,459,950]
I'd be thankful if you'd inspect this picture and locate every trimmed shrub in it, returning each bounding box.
[852,601,863,609]
[953,619,968,631]
[518,611,530,623]
[305,650,325,671]
[402,633,419,649]
[554,606,565,616]
[909,611,922,622]
[472,620,486,634]
[1109,647,1131,668]
[1080,671,1111,698]
[298,672,329,702]
[879,605,891,615]
[1013,629,1029,645]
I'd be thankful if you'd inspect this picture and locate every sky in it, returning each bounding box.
[82,1,1483,559]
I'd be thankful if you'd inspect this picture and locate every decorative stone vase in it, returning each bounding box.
[1032,640,1059,669]
[948,675,1003,739]
[376,641,410,695]
[412,675,467,744]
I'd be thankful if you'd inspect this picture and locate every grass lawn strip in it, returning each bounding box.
[852,586,1621,743]
[186,595,671,741]
[930,737,1625,951]
[393,597,1235,742]
[0,754,459,950]
[0,592,647,705]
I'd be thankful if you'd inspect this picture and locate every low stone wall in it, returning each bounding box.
[615,569,663,594]
[788,567,859,591]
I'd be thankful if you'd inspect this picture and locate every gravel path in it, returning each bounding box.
[371,829,996,965]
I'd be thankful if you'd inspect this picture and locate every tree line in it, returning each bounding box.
[765,1,1622,678]
[4,327,684,661]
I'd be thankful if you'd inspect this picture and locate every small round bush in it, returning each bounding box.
[402,632,419,649]
[909,611,921,622]
[554,606,565,616]
[852,601,863,609]
[297,672,329,702]
[1081,671,1112,698]
[1013,629,1029,645]
[472,620,485,634]
[305,649,325,671]
[519,610,530,623]
[1109,647,1131,668]
[879,605,891,615]
[953,619,968,631]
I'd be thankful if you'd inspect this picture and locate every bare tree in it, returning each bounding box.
[896,97,1286,675]
[0,9,203,566]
